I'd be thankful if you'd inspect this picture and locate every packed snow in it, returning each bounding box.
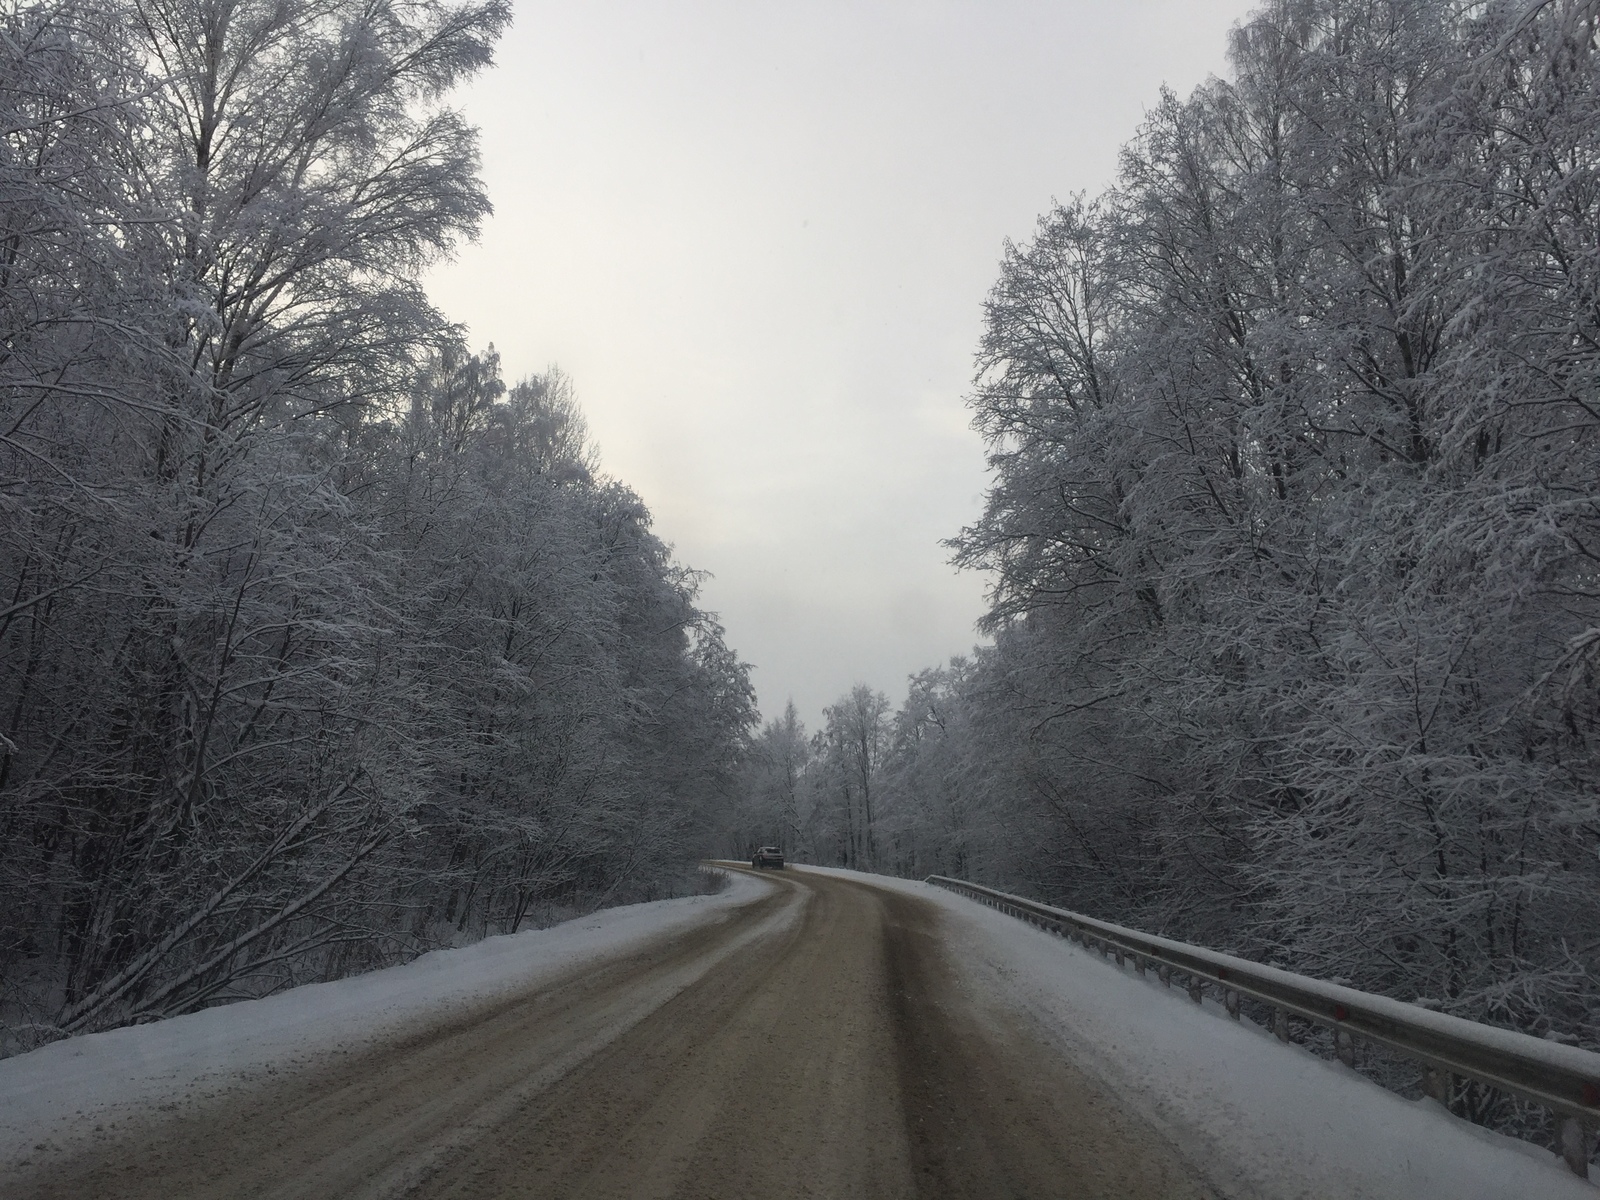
[0,871,772,1166]
[807,866,1596,1200]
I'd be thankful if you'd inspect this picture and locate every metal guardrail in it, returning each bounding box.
[926,874,1600,1179]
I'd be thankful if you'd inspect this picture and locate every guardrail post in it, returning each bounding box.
[1273,1008,1290,1042]
[1423,1066,1451,1105]
[1187,976,1204,1004]
[1113,946,1125,967]
[1225,989,1241,1020]
[1134,955,1146,977]
[1335,1029,1356,1068]
[1158,964,1172,988]
[1558,1115,1595,1179]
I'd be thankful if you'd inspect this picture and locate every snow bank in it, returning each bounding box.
[810,866,1594,1200]
[0,871,772,1163]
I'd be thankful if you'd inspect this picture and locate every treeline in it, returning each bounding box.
[0,0,753,1051]
[733,0,1600,1079]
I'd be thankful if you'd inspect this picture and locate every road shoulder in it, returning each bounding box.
[812,867,1593,1200]
[0,871,775,1174]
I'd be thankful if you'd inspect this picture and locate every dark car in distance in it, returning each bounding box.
[752,846,785,869]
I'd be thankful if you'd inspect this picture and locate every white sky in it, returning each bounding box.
[425,0,1255,730]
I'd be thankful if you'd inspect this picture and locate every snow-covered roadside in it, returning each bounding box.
[0,870,772,1164]
[811,865,1594,1200]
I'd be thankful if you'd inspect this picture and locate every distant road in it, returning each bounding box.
[11,870,1215,1199]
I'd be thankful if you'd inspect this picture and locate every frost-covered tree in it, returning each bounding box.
[720,701,810,859]
[920,0,1600,1094]
[0,0,755,1050]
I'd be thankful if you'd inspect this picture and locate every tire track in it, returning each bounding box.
[7,870,1219,1199]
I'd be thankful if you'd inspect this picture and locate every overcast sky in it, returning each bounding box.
[425,0,1256,730]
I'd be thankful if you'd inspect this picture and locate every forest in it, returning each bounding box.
[726,0,1600,1108]
[7,0,1600,1128]
[0,0,755,1052]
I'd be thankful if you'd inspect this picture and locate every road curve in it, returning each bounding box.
[8,869,1218,1199]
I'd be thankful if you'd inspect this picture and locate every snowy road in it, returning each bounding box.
[5,869,1214,1199]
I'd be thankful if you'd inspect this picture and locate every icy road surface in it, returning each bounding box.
[2,866,1591,1198]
